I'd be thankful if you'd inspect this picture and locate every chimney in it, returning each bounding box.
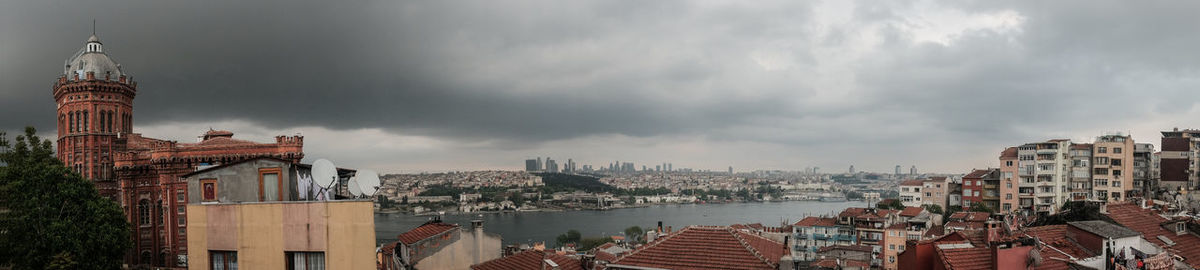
[658,221,663,233]
[667,226,672,234]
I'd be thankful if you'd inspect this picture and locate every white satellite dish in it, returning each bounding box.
[347,176,363,196]
[311,159,338,189]
[356,169,381,196]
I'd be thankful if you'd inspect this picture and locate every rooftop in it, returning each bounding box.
[471,250,582,270]
[1067,220,1141,239]
[1106,203,1200,268]
[794,216,838,227]
[397,220,460,245]
[609,226,786,270]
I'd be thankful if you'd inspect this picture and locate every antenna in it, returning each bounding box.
[311,159,338,199]
[356,169,381,197]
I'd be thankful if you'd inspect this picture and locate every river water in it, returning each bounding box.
[374,200,865,246]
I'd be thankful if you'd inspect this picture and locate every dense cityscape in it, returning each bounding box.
[3,2,1200,270]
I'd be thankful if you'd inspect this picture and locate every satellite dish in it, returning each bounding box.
[356,169,381,196]
[311,159,337,188]
[347,176,363,196]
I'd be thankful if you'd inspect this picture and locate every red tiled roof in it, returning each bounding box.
[900,179,925,186]
[471,250,582,270]
[610,226,783,270]
[922,225,947,240]
[948,212,989,222]
[838,207,895,219]
[936,245,993,270]
[1070,143,1093,149]
[1106,203,1200,268]
[927,176,948,182]
[397,221,460,245]
[964,169,990,179]
[1000,147,1018,158]
[816,244,874,254]
[811,258,869,268]
[899,206,924,217]
[794,216,838,227]
[1019,225,1093,259]
[945,221,986,231]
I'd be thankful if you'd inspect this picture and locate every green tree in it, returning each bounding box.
[555,229,582,246]
[877,199,905,210]
[968,202,995,213]
[923,204,944,215]
[0,127,132,269]
[624,226,644,243]
[579,236,615,251]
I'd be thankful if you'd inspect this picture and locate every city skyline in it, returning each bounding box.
[3,1,1200,174]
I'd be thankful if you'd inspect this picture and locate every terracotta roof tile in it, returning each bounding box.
[964,169,990,179]
[397,221,459,245]
[1000,147,1018,158]
[1106,203,1200,268]
[811,258,869,268]
[610,226,782,270]
[899,206,924,217]
[936,245,993,270]
[900,179,925,186]
[794,217,838,227]
[471,250,582,270]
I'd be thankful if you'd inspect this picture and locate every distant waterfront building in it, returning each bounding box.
[849,165,855,174]
[895,165,901,175]
[546,157,559,173]
[909,166,917,175]
[729,166,734,175]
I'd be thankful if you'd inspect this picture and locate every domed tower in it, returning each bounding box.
[52,34,136,183]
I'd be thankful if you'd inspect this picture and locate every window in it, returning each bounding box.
[177,190,186,203]
[1113,170,1121,176]
[286,252,325,270]
[1114,147,1122,154]
[201,179,218,202]
[211,251,238,270]
[259,168,283,202]
[1098,147,1107,153]
[138,199,150,225]
[1005,194,1012,199]
[1006,161,1014,166]
[1112,159,1122,166]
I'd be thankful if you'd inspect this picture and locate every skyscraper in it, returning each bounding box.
[895,165,901,175]
[910,166,917,175]
[525,159,538,171]
[849,165,855,174]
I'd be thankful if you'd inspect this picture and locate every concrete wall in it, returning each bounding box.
[414,227,502,269]
[186,200,375,269]
[186,159,297,204]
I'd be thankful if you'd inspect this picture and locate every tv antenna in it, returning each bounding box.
[356,169,381,197]
[311,159,338,200]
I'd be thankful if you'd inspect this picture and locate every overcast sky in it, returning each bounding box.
[3,0,1199,174]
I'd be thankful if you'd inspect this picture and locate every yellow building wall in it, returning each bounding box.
[187,201,375,269]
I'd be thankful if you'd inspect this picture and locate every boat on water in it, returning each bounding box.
[819,196,848,202]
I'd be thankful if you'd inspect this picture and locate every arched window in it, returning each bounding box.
[82,110,88,132]
[108,111,114,132]
[68,112,74,133]
[138,199,150,225]
[99,111,106,133]
[156,200,164,226]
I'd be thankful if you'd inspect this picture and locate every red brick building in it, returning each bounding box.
[53,34,304,267]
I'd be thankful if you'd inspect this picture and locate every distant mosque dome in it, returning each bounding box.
[63,34,125,79]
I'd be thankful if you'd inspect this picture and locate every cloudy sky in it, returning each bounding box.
[2,0,1199,174]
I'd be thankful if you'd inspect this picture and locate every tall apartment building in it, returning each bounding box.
[921,177,948,211]
[1015,140,1071,215]
[1160,128,1200,191]
[1091,135,1135,201]
[999,147,1019,213]
[962,169,1000,211]
[1067,143,1093,200]
[898,180,924,207]
[1134,143,1156,195]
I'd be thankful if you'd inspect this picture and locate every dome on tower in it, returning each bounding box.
[63,34,124,79]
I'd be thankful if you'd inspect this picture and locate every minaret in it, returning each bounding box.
[53,33,137,187]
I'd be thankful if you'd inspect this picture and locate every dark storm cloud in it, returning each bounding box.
[0,0,812,143]
[3,0,1200,172]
